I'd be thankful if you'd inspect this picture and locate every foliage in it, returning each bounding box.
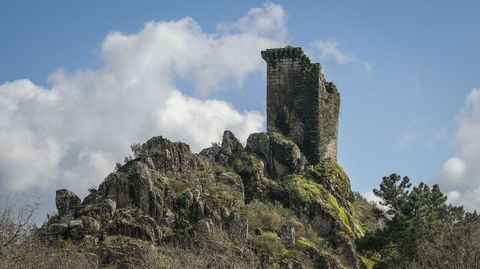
[357,173,479,269]
[242,200,302,235]
[352,192,383,232]
[0,196,98,269]
[249,232,288,259]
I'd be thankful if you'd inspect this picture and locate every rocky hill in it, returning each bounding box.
[41,130,374,268]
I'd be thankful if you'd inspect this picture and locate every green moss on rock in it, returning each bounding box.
[284,172,363,239]
[296,237,316,248]
[307,158,352,202]
[285,175,323,203]
[269,132,297,147]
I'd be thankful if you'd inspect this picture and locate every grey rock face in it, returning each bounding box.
[106,212,161,243]
[68,219,84,239]
[184,191,205,220]
[334,233,362,269]
[280,225,296,248]
[199,144,221,163]
[229,213,248,243]
[81,216,101,234]
[246,132,270,157]
[56,189,81,217]
[218,172,245,200]
[246,132,306,179]
[221,130,243,157]
[81,198,117,220]
[100,161,157,214]
[200,130,244,165]
[47,223,68,238]
[134,136,206,173]
[310,213,335,237]
[195,218,215,239]
[269,133,306,178]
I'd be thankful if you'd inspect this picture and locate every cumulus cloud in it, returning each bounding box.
[0,3,286,217]
[217,2,286,40]
[439,89,480,210]
[442,157,466,181]
[312,40,351,64]
[363,190,383,205]
[311,40,371,72]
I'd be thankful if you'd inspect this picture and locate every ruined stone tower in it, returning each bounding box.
[261,46,340,164]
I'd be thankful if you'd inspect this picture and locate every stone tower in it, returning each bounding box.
[261,46,340,164]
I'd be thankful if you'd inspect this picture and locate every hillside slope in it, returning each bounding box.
[41,130,373,269]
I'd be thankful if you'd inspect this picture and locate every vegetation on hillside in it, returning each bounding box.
[2,134,480,269]
[357,174,480,269]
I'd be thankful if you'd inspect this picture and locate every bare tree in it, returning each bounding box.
[0,195,38,249]
[0,195,98,269]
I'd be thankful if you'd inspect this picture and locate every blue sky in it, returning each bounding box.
[1,1,480,213]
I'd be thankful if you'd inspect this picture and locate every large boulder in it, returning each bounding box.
[80,198,117,220]
[133,136,206,173]
[200,130,244,165]
[81,216,101,234]
[56,189,81,217]
[99,161,158,214]
[68,219,84,240]
[47,223,68,239]
[220,130,243,157]
[246,132,306,179]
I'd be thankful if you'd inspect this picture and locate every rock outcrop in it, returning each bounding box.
[42,130,366,269]
[56,189,81,217]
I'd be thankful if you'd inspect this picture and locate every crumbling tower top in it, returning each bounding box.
[261,46,340,164]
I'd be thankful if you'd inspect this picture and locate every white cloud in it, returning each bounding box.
[312,40,351,64]
[363,190,383,205]
[311,40,371,72]
[442,157,466,181]
[439,89,480,210]
[0,3,286,217]
[446,190,461,204]
[217,2,287,40]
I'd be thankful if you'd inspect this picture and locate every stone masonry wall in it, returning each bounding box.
[261,46,340,164]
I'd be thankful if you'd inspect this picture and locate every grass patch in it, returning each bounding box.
[360,255,376,269]
[296,237,316,248]
[249,232,287,256]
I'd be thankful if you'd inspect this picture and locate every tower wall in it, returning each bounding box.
[261,46,339,163]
